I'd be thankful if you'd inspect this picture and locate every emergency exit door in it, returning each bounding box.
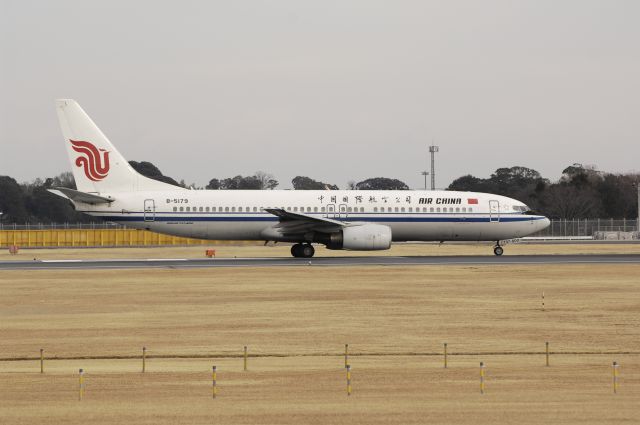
[144,199,155,222]
[489,200,500,222]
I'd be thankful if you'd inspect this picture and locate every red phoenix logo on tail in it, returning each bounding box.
[70,140,110,181]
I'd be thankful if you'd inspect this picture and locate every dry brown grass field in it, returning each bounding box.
[1,249,639,424]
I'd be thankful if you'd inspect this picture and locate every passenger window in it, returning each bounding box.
[373,207,378,212]
[469,207,473,212]
[436,207,441,213]
[314,207,318,212]
[401,207,405,212]
[231,207,236,212]
[173,207,177,212]
[238,207,243,212]
[423,207,427,212]
[408,207,413,212]
[186,207,190,212]
[205,207,210,212]
[360,207,364,212]
[395,207,399,212]
[321,207,326,212]
[456,207,460,212]
[430,207,434,213]
[347,207,352,212]
[225,207,229,212]
[179,207,184,212]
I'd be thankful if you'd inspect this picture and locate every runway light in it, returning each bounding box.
[443,343,448,369]
[212,366,217,399]
[78,368,85,401]
[546,342,550,367]
[346,364,352,396]
[344,344,349,368]
[244,346,248,371]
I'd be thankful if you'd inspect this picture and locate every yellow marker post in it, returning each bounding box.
[40,348,44,374]
[344,344,349,368]
[78,368,85,401]
[142,347,146,373]
[212,366,217,399]
[243,346,248,371]
[444,343,448,369]
[613,361,619,394]
[346,365,352,396]
[545,342,549,367]
[480,362,485,394]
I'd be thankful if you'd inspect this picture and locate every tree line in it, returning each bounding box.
[0,161,637,223]
[448,165,639,219]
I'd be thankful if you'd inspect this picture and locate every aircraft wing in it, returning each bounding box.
[263,208,347,236]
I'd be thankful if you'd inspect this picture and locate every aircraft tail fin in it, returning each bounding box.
[55,99,180,193]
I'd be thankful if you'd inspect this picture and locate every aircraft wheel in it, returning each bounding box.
[291,244,303,258]
[301,244,315,258]
[493,245,504,256]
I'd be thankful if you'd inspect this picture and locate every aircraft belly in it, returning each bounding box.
[387,222,454,241]
[386,220,540,242]
[151,221,267,240]
[205,222,267,240]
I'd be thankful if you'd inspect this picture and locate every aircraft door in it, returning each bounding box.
[338,204,348,219]
[489,200,500,223]
[144,199,155,222]
[326,204,336,218]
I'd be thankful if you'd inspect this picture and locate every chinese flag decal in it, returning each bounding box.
[467,198,478,204]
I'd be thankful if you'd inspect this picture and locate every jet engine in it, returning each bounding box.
[316,224,392,250]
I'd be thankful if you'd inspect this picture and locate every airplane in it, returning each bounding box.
[49,99,550,258]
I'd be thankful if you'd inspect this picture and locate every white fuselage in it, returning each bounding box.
[78,189,550,243]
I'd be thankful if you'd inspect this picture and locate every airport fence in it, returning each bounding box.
[530,218,639,238]
[0,226,212,248]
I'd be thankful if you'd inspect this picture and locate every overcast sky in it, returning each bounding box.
[1,0,639,189]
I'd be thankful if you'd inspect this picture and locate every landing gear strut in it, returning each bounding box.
[291,243,315,258]
[493,242,504,256]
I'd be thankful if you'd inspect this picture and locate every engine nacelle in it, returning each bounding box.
[318,224,392,251]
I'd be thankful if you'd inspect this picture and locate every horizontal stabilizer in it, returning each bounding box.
[47,187,114,204]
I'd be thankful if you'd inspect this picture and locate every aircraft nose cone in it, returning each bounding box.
[540,217,551,230]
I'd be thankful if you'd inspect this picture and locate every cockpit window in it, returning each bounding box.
[512,205,530,212]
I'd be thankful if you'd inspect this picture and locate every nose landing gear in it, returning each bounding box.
[493,242,504,256]
[291,243,315,258]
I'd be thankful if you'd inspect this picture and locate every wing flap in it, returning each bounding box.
[264,208,345,227]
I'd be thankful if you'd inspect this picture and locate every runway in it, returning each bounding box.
[1,254,639,270]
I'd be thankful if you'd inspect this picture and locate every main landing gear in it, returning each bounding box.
[493,242,504,256]
[291,243,315,258]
